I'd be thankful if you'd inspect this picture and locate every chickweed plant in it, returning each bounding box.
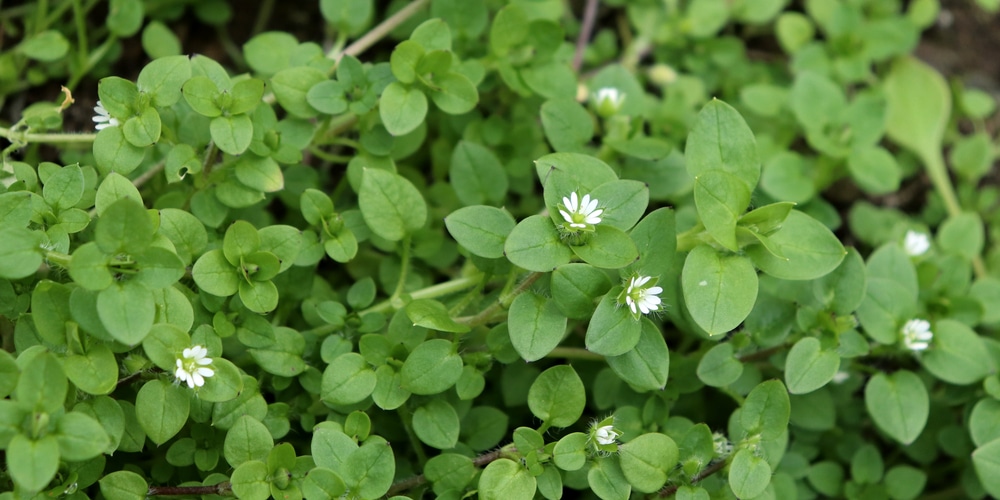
[2,0,1000,499]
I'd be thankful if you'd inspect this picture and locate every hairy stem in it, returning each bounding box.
[0,127,97,143]
[458,272,542,328]
[391,236,412,301]
[924,152,987,277]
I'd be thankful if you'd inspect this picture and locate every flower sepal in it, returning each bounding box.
[589,417,620,454]
[617,274,663,320]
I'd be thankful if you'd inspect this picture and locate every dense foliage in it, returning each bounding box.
[3,0,1000,498]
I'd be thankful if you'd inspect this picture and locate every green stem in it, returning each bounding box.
[33,0,48,34]
[924,153,987,277]
[353,275,482,317]
[546,347,605,362]
[458,272,542,328]
[71,0,88,69]
[675,223,708,253]
[0,127,97,144]
[45,251,72,268]
[391,236,412,300]
[331,0,430,61]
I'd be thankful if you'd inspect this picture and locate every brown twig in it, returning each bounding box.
[148,482,231,497]
[572,0,600,72]
[384,447,516,496]
[657,459,728,497]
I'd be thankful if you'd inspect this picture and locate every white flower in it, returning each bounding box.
[903,230,930,257]
[832,371,850,384]
[595,425,620,446]
[92,101,120,131]
[712,432,733,457]
[559,192,603,230]
[623,275,663,316]
[901,319,933,351]
[593,87,626,117]
[174,345,215,388]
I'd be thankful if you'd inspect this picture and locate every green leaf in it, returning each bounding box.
[0,191,34,229]
[509,292,568,362]
[784,337,840,394]
[301,467,347,500]
[192,249,240,297]
[741,380,790,439]
[814,246,867,315]
[228,78,266,115]
[938,212,985,260]
[619,433,678,493]
[450,141,508,205]
[489,4,529,55]
[411,18,452,50]
[406,299,470,333]
[134,246,185,289]
[210,114,253,155]
[425,454,477,495]
[324,228,358,263]
[528,365,585,428]
[95,172,143,216]
[848,146,901,195]
[30,282,73,347]
[429,73,478,114]
[230,460,270,500]
[342,440,395,499]
[413,399,460,449]
[607,318,670,391]
[856,277,916,344]
[239,279,279,313]
[95,197,154,254]
[98,282,155,344]
[693,170,751,251]
[235,154,283,193]
[359,168,427,241]
[56,411,110,461]
[589,180,648,231]
[791,72,845,130]
[307,80,348,115]
[920,319,993,385]
[553,432,588,471]
[63,343,118,395]
[0,226,43,279]
[971,399,1000,447]
[136,379,190,445]
[729,449,772,498]
[182,76,223,117]
[390,40,424,84]
[43,164,84,210]
[7,434,58,492]
[681,245,758,336]
[271,67,328,118]
[864,370,928,445]
[321,353,376,405]
[18,30,69,62]
[884,465,926,500]
[504,215,573,272]
[588,458,631,500]
[93,126,145,175]
[570,225,639,269]
[300,189,335,226]
[123,106,162,147]
[137,55,191,107]
[884,56,949,163]
[401,338,463,395]
[106,0,143,36]
[380,82,428,136]
[540,99,593,152]
[444,205,516,259]
[224,415,275,468]
[685,99,760,192]
[100,471,148,500]
[585,289,641,356]
[746,210,846,280]
[550,263,611,319]
[479,459,537,500]
[696,342,743,387]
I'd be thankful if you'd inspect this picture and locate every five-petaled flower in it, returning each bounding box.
[901,319,933,351]
[92,101,119,131]
[903,230,930,257]
[559,192,603,232]
[175,345,215,388]
[593,87,626,117]
[595,425,620,446]
[622,275,663,317]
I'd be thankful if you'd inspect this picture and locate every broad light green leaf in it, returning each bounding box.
[95,172,143,216]
[429,72,478,114]
[321,353,376,405]
[504,215,573,272]
[63,343,118,395]
[741,380,790,439]
[445,205,516,259]
[685,99,760,191]
[100,470,148,500]
[585,289,641,356]
[588,457,631,500]
[230,460,270,500]
[412,399,460,449]
[606,318,669,390]
[570,225,639,269]
[93,126,145,175]
[122,106,162,147]
[920,319,993,385]
[784,337,840,394]
[509,292,567,362]
[342,439,395,499]
[619,433,678,493]
[192,249,240,297]
[540,99,593,152]
[137,55,191,107]
[18,30,69,62]
[696,342,743,387]
[210,114,253,155]
[95,197,154,255]
[271,66,327,118]
[7,434,58,492]
[747,210,846,280]
[234,154,283,193]
[527,365,585,428]
[56,411,110,461]
[938,212,985,260]
[136,379,190,445]
[0,226,43,279]
[224,415,274,468]
[450,141,508,205]
[98,282,155,345]
[864,370,928,445]
[729,449,772,498]
[359,168,427,241]
[971,399,1000,447]
[400,339,463,395]
[380,82,428,136]
[479,459,536,500]
[682,245,758,336]
[884,56,949,163]
[550,263,611,319]
[43,165,84,210]
[406,299,470,333]
[625,208,676,279]
[848,146,901,195]
[17,351,67,413]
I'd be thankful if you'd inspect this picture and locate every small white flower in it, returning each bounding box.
[592,87,626,117]
[832,371,850,384]
[623,275,663,316]
[595,425,620,446]
[559,192,603,230]
[92,101,120,131]
[174,345,215,388]
[901,319,933,351]
[903,230,930,257]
